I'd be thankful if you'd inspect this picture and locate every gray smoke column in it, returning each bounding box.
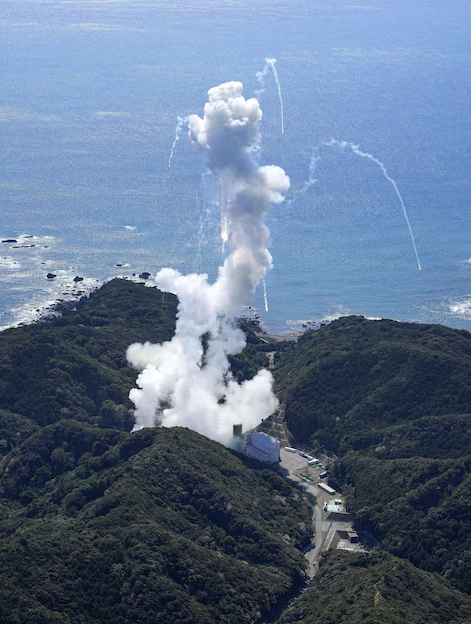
[127,81,290,444]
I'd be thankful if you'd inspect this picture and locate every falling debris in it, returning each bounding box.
[325,139,422,271]
[168,115,187,168]
[256,58,284,134]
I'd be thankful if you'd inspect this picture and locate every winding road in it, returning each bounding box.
[279,449,330,578]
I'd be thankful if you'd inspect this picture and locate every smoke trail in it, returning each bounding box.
[193,173,217,272]
[127,81,290,444]
[193,189,206,273]
[255,61,269,95]
[168,115,187,168]
[301,150,320,193]
[256,58,284,134]
[221,214,231,253]
[325,139,422,271]
[266,58,284,134]
[219,178,231,253]
[289,149,320,204]
[262,277,269,312]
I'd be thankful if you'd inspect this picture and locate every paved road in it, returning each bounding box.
[279,449,329,578]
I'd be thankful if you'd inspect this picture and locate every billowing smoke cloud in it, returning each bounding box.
[127,81,289,445]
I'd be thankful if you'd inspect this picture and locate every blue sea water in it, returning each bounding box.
[1,0,471,333]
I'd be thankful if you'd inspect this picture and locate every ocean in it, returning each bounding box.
[1,0,471,334]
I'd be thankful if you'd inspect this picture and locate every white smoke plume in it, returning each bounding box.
[127,81,290,444]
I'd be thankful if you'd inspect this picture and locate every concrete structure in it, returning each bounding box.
[337,540,355,551]
[326,503,341,513]
[233,424,243,438]
[231,423,245,452]
[323,499,351,523]
[321,497,365,555]
[326,510,351,523]
[245,432,281,463]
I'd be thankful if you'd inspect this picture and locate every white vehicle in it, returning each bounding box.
[318,483,336,495]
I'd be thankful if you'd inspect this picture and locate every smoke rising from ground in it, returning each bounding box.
[127,81,289,444]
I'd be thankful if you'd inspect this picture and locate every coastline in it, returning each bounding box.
[0,274,153,333]
[2,274,471,341]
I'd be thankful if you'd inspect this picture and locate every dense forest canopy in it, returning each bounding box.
[0,422,312,623]
[3,280,471,622]
[274,315,471,453]
[273,315,471,598]
[277,551,471,624]
[0,279,178,433]
[0,279,313,623]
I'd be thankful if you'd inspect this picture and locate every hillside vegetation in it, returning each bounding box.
[274,315,471,596]
[0,279,269,446]
[0,279,179,434]
[4,284,471,622]
[274,315,471,453]
[0,279,313,623]
[0,422,312,623]
[330,452,471,594]
[277,551,471,624]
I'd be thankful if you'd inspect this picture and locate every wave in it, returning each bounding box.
[449,298,471,320]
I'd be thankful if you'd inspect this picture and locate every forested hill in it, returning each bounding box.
[274,315,471,598]
[0,278,268,440]
[274,315,471,453]
[4,282,471,622]
[277,551,471,624]
[0,424,312,623]
[0,279,312,623]
[0,279,178,434]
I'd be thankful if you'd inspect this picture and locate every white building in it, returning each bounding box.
[245,432,281,463]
